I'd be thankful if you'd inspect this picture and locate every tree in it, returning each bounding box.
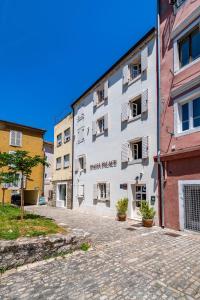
[0,151,49,220]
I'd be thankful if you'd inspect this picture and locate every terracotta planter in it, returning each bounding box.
[117,213,126,221]
[142,218,154,227]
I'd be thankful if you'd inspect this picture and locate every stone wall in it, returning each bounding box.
[0,229,89,271]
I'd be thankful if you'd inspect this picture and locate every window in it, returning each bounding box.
[130,63,141,80]
[135,185,146,207]
[77,127,84,143]
[64,154,70,168]
[97,118,105,134]
[130,97,141,118]
[130,140,142,161]
[179,26,200,68]
[56,157,61,170]
[98,183,107,200]
[174,0,186,9]
[77,184,84,198]
[57,133,62,147]
[97,89,104,105]
[64,128,70,143]
[79,157,84,170]
[10,131,22,147]
[180,97,200,132]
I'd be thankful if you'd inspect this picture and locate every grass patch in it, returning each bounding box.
[80,242,90,251]
[0,205,66,240]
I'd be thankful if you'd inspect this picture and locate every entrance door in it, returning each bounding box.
[56,183,67,208]
[184,184,200,232]
[130,184,146,219]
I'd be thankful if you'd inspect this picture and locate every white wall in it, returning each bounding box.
[73,36,158,221]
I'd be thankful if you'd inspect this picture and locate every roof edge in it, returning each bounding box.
[0,120,46,134]
[71,27,156,108]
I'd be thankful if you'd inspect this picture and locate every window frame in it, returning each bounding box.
[63,154,70,169]
[174,18,200,73]
[10,130,22,147]
[64,128,71,143]
[96,117,105,135]
[97,88,105,105]
[129,96,142,120]
[57,133,62,147]
[178,26,200,68]
[174,88,200,136]
[129,139,142,163]
[56,157,62,170]
[97,183,107,200]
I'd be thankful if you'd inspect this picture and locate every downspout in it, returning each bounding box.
[156,0,165,228]
[71,108,74,210]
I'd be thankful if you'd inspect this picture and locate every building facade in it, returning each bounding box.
[52,113,73,208]
[158,0,200,231]
[44,141,54,203]
[72,29,158,220]
[0,120,45,204]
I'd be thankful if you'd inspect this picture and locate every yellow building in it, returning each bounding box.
[52,113,73,208]
[0,120,45,204]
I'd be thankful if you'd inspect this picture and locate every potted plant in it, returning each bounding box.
[139,201,156,227]
[116,198,128,221]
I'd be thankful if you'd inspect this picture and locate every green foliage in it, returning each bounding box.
[0,205,66,240]
[139,201,156,220]
[80,242,90,251]
[116,198,128,215]
[0,151,49,181]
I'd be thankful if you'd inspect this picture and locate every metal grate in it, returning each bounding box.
[184,184,200,232]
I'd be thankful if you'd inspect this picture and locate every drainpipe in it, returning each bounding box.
[71,108,74,210]
[156,0,165,228]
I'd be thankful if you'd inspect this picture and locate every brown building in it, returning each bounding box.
[0,120,46,204]
[158,0,200,231]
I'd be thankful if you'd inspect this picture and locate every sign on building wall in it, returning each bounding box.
[90,160,117,171]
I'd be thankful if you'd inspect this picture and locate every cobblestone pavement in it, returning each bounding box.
[1,206,200,300]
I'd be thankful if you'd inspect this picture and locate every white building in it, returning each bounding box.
[44,141,54,202]
[72,28,158,221]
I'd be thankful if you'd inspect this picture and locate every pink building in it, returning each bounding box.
[158,0,200,231]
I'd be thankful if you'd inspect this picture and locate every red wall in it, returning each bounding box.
[159,0,200,154]
[164,156,200,230]
[159,0,200,229]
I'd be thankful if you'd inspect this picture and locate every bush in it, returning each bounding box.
[116,198,128,215]
[139,201,156,220]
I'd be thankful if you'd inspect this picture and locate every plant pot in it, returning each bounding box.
[117,213,126,221]
[142,218,154,227]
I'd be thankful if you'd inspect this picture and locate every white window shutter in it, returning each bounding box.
[121,103,129,122]
[16,131,22,146]
[10,131,16,146]
[142,89,148,113]
[141,46,148,72]
[122,65,130,85]
[78,185,84,197]
[83,155,86,170]
[93,91,98,107]
[106,183,110,200]
[142,136,149,159]
[92,121,97,136]
[121,142,130,163]
[93,184,98,199]
[104,81,108,100]
[104,113,108,130]
[74,159,79,172]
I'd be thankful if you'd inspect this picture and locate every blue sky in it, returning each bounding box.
[0,0,156,141]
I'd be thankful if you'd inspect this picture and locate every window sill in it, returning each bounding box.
[64,139,70,143]
[128,74,141,86]
[175,126,200,137]
[128,159,142,165]
[78,139,84,144]
[95,101,105,109]
[10,144,22,147]
[95,131,105,138]
[64,166,70,169]
[175,56,200,76]
[128,114,141,123]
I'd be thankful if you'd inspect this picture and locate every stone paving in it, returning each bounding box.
[1,206,200,300]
